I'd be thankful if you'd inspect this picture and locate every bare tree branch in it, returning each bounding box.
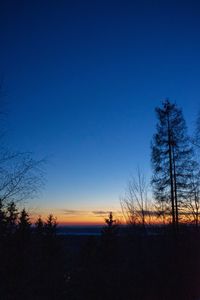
[120,168,152,227]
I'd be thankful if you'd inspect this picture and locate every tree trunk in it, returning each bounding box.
[167,112,176,229]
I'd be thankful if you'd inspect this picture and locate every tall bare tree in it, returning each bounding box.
[120,169,151,227]
[194,111,200,149]
[0,150,45,203]
[0,84,45,205]
[151,100,196,230]
[182,170,200,227]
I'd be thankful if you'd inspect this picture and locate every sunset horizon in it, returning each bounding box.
[1,1,200,299]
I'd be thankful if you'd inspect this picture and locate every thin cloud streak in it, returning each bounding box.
[92,210,110,215]
[62,209,90,216]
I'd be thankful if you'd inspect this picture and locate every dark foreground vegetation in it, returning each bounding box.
[0,99,200,299]
[71,226,200,300]
[0,210,200,300]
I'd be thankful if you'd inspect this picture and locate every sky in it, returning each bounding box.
[0,0,200,224]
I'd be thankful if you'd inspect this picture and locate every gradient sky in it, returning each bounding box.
[0,0,200,224]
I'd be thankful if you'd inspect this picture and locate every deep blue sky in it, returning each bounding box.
[0,0,200,222]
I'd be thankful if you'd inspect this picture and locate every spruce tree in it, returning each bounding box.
[151,100,196,229]
[101,212,119,264]
[45,214,57,237]
[35,216,44,236]
[101,212,119,237]
[18,208,31,240]
[6,201,18,235]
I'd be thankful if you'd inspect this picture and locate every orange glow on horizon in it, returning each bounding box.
[31,209,195,226]
[59,221,104,226]
[31,211,112,226]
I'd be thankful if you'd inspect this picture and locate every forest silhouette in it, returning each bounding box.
[0,100,200,300]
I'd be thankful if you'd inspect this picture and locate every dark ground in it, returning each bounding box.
[0,226,200,300]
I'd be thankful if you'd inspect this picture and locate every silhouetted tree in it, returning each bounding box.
[45,214,57,237]
[185,112,200,226]
[0,151,45,205]
[0,83,48,299]
[183,171,200,227]
[193,111,200,150]
[35,215,44,236]
[101,212,119,262]
[18,208,31,241]
[102,212,119,236]
[151,100,196,230]
[6,201,18,235]
[0,83,45,210]
[120,168,151,227]
[0,198,6,237]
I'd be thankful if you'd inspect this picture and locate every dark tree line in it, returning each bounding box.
[1,93,200,300]
[0,203,65,300]
[64,211,200,300]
